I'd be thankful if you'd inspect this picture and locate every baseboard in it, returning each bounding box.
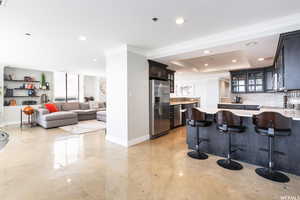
[105,134,128,147]
[105,134,149,147]
[127,134,149,147]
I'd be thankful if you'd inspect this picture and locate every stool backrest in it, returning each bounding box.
[216,110,242,127]
[187,108,206,121]
[253,112,292,131]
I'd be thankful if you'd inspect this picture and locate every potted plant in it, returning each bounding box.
[41,73,46,90]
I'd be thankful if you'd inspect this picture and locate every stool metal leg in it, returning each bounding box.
[187,126,208,160]
[217,132,243,170]
[255,136,289,183]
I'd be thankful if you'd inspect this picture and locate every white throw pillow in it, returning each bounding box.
[89,101,99,109]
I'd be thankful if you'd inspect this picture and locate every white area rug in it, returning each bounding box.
[60,120,106,134]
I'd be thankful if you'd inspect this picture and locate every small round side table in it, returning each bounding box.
[20,106,36,128]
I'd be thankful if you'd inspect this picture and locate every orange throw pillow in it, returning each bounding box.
[44,103,58,113]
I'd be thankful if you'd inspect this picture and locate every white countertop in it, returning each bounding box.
[170,101,199,106]
[218,103,259,106]
[195,107,300,121]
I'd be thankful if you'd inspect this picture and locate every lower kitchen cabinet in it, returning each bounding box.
[170,105,181,129]
[181,103,198,126]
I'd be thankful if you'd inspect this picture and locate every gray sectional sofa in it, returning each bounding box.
[36,102,106,128]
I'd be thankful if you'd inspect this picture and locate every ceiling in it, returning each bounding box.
[0,0,300,75]
[163,34,279,74]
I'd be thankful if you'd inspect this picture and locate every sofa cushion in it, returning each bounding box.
[99,102,106,108]
[44,103,58,113]
[72,109,97,115]
[89,101,99,109]
[96,107,106,111]
[41,111,77,121]
[97,111,106,122]
[54,103,64,111]
[79,103,90,110]
[61,102,80,111]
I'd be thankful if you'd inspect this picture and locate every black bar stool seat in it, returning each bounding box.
[216,110,246,170]
[253,112,292,183]
[187,108,212,160]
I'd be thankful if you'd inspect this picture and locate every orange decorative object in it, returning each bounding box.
[23,106,34,115]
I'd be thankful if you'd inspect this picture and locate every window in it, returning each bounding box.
[54,72,79,102]
[67,73,79,102]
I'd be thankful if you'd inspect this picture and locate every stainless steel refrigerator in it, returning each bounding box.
[149,80,170,138]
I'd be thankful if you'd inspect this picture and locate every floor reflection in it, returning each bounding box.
[53,136,83,169]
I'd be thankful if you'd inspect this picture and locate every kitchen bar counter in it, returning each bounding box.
[170,101,199,106]
[187,108,300,176]
[196,107,300,120]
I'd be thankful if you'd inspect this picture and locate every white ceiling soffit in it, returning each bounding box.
[164,34,278,73]
[147,13,300,60]
[178,51,250,73]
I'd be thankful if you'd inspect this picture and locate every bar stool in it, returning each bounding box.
[186,108,212,160]
[216,110,246,170]
[253,112,292,183]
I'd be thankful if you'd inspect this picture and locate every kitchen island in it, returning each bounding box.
[186,107,300,175]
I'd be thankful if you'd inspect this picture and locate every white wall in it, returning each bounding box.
[83,75,97,98]
[81,75,106,103]
[105,45,149,147]
[127,51,149,142]
[201,78,220,109]
[173,72,228,108]
[106,45,129,146]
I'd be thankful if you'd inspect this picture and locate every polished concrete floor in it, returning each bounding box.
[0,124,300,200]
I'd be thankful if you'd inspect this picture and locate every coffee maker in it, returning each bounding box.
[233,96,242,104]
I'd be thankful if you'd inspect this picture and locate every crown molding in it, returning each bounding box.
[146,13,300,59]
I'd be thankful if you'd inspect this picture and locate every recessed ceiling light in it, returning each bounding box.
[93,58,97,62]
[152,17,159,22]
[78,35,87,41]
[204,63,209,67]
[204,50,211,54]
[245,41,258,47]
[258,58,265,61]
[232,59,237,63]
[175,17,185,25]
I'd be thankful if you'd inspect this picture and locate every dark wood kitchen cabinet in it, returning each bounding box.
[181,103,198,125]
[274,30,300,91]
[167,69,175,93]
[231,66,275,93]
[247,70,264,93]
[231,72,247,93]
[264,67,275,92]
[148,60,169,81]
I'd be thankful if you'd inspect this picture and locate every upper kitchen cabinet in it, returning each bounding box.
[274,30,300,91]
[148,60,169,81]
[231,72,247,93]
[264,67,275,92]
[230,67,274,93]
[148,60,175,93]
[247,70,264,92]
[167,69,175,93]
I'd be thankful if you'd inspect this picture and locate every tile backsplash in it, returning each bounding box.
[233,93,284,108]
